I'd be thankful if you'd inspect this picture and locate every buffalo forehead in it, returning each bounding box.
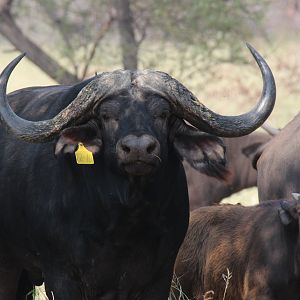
[90,69,169,99]
[100,94,170,120]
[99,89,169,108]
[90,69,164,89]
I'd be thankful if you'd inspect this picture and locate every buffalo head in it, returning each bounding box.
[0,44,276,178]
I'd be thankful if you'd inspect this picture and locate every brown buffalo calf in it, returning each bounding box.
[174,197,300,300]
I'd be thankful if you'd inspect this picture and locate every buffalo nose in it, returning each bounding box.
[117,134,160,160]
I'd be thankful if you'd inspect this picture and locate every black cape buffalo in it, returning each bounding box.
[0,44,275,300]
[184,131,271,210]
[174,196,300,300]
[257,114,299,201]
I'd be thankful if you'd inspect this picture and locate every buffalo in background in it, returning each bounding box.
[174,195,300,300]
[0,45,276,300]
[257,113,300,201]
[185,131,271,210]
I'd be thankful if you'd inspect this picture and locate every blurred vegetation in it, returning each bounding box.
[1,0,267,82]
[138,0,267,70]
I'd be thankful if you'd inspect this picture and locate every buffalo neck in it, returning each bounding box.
[57,149,183,218]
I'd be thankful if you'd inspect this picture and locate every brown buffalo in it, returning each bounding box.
[174,196,300,300]
[185,131,271,210]
[257,114,298,201]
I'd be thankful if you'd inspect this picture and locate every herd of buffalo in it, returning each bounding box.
[0,43,298,300]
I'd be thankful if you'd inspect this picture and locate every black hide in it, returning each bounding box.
[0,77,226,300]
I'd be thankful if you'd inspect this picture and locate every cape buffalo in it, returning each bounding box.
[174,196,300,300]
[185,131,271,210]
[0,44,275,300]
[257,114,299,201]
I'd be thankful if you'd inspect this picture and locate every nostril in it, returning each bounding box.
[146,142,156,154]
[122,144,131,153]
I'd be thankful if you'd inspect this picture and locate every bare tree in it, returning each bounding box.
[36,0,116,80]
[0,0,115,84]
[0,0,268,84]
[0,0,78,84]
[114,0,138,69]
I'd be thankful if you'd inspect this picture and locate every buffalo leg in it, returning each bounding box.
[16,270,35,300]
[141,176,189,300]
[140,250,178,300]
[0,266,20,300]
[44,274,83,300]
[142,172,189,300]
[141,269,174,300]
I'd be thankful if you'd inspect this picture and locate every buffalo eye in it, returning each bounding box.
[155,111,170,121]
[101,113,118,122]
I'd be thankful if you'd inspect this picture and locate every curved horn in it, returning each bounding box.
[261,122,280,136]
[136,43,276,137]
[0,55,131,143]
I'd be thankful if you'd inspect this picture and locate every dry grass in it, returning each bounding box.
[222,187,259,206]
[169,269,233,300]
[25,285,48,300]
[169,274,191,300]
[222,268,232,300]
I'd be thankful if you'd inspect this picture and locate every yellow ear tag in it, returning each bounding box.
[75,143,94,165]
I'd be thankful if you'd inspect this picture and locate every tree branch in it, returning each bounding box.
[0,0,13,12]
[114,0,138,70]
[80,10,115,79]
[38,0,80,77]
[0,2,79,84]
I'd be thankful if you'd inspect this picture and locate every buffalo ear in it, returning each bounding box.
[242,142,267,170]
[278,208,294,226]
[55,122,102,157]
[173,123,229,180]
[278,200,297,226]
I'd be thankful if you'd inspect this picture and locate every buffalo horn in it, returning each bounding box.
[136,43,276,137]
[0,55,130,142]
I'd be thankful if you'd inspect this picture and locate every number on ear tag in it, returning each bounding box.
[75,143,94,165]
